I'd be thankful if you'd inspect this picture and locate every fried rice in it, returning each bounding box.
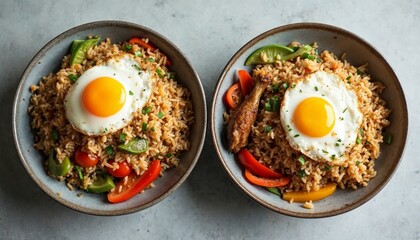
[227,42,390,193]
[29,37,194,192]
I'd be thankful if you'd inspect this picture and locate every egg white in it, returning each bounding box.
[64,54,153,136]
[280,71,362,163]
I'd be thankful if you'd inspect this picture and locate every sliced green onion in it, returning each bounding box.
[272,84,280,93]
[119,133,127,142]
[322,149,328,154]
[342,108,348,113]
[124,44,132,51]
[147,57,155,62]
[133,64,141,71]
[105,146,114,156]
[297,170,307,178]
[68,74,78,83]
[356,161,361,166]
[297,156,305,165]
[314,86,318,91]
[142,106,152,115]
[294,134,300,138]
[134,51,142,57]
[356,137,362,144]
[165,153,173,158]
[330,154,336,160]
[52,128,59,141]
[157,111,164,119]
[129,90,134,96]
[156,68,164,78]
[282,82,289,89]
[263,125,272,133]
[142,122,148,132]
[323,165,332,171]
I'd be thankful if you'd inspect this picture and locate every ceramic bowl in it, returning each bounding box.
[13,21,206,215]
[211,23,408,218]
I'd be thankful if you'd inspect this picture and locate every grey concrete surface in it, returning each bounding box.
[1,0,419,239]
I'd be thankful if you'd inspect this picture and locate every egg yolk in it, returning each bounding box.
[293,97,335,137]
[82,77,126,117]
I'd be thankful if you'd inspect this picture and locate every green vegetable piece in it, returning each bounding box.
[297,156,305,165]
[266,187,281,196]
[244,44,294,65]
[70,40,85,54]
[157,111,164,119]
[67,74,78,83]
[263,125,272,133]
[117,138,148,154]
[69,38,100,65]
[51,128,59,141]
[75,166,84,180]
[47,149,72,177]
[385,133,393,144]
[281,45,313,61]
[119,133,127,142]
[87,174,115,193]
[105,146,114,156]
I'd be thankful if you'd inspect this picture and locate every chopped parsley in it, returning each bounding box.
[263,125,272,133]
[291,83,296,88]
[339,117,344,121]
[335,143,340,147]
[342,108,348,113]
[314,86,318,91]
[142,106,152,115]
[330,154,336,160]
[286,125,292,132]
[346,76,351,80]
[157,111,164,119]
[151,127,155,132]
[323,165,332,171]
[147,57,155,62]
[68,74,79,83]
[105,146,114,156]
[294,134,300,138]
[322,149,329,154]
[272,84,280,93]
[129,90,134,96]
[356,137,362,144]
[133,64,141,71]
[165,153,173,158]
[356,161,361,166]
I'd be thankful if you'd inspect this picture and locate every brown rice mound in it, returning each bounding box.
[234,42,390,193]
[29,38,194,190]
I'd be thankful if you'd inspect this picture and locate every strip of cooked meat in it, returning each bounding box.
[227,73,271,153]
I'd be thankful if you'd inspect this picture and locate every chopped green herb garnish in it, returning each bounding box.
[265,96,280,112]
[294,134,300,138]
[297,170,307,178]
[322,149,328,154]
[282,82,289,89]
[134,51,142,57]
[156,68,164,78]
[105,146,114,156]
[335,143,340,147]
[119,133,127,142]
[151,127,155,132]
[104,128,108,132]
[264,101,272,111]
[291,83,296,88]
[346,76,351,80]
[75,166,83,180]
[142,122,148,131]
[299,89,302,93]
[142,106,151,115]
[272,84,280,93]
[129,90,134,96]
[147,57,155,62]
[339,117,344,121]
[298,156,305,165]
[68,74,79,83]
[292,46,300,52]
[301,52,310,59]
[356,161,361,166]
[357,69,365,75]
[314,86,318,91]
[287,125,292,132]
[340,166,345,171]
[338,139,342,142]
[316,58,322,63]
[157,111,164,119]
[385,134,393,144]
[356,137,362,144]
[165,153,173,158]
[342,108,348,113]
[359,128,365,137]
[167,72,176,79]
[52,128,59,141]
[323,165,332,171]
[263,125,272,133]
[124,44,132,51]
[330,154,336,160]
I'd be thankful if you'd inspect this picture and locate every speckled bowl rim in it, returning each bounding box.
[12,20,206,215]
[210,22,408,218]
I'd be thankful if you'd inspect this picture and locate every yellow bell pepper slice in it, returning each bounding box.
[282,183,337,203]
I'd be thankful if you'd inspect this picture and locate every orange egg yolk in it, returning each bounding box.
[82,77,126,117]
[293,97,335,137]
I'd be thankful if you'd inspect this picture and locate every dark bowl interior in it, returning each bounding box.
[13,21,206,215]
[211,23,408,218]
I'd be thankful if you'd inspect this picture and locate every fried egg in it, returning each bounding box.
[280,71,362,163]
[64,54,153,136]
